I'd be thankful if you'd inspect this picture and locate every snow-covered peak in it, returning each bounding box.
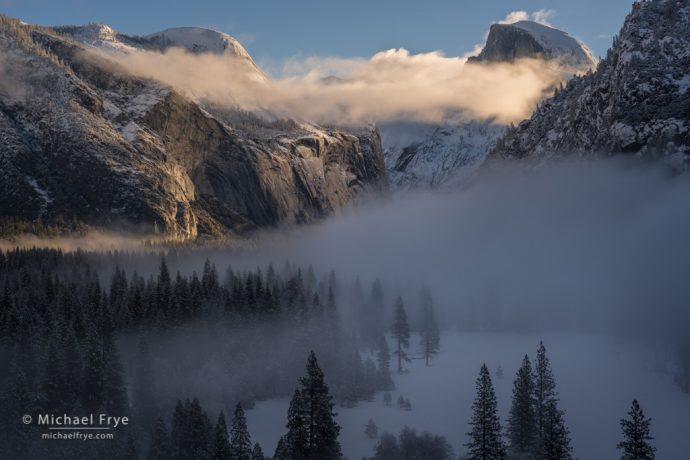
[55,22,137,54]
[470,20,596,72]
[511,21,597,68]
[145,27,252,60]
[56,23,268,82]
[492,0,690,163]
[72,22,118,41]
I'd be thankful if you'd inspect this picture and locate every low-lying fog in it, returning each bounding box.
[222,157,690,340]
[7,156,690,459]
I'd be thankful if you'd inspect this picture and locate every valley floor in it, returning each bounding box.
[247,332,690,459]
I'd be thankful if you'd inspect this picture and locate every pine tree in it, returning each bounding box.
[371,432,401,460]
[156,257,172,320]
[285,352,341,459]
[273,435,290,460]
[383,391,392,406]
[495,366,504,379]
[172,398,213,460]
[3,367,34,457]
[81,333,105,413]
[286,390,308,459]
[214,411,232,460]
[507,355,536,455]
[251,443,265,460]
[419,287,440,366]
[230,403,252,460]
[376,335,393,389]
[147,418,171,460]
[541,402,573,460]
[533,342,571,460]
[132,338,157,431]
[365,418,379,439]
[391,297,410,373]
[101,334,129,416]
[43,342,68,412]
[465,364,506,460]
[617,399,656,460]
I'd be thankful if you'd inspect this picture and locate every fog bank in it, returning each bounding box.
[237,158,690,339]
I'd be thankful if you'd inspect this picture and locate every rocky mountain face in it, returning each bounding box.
[0,18,386,239]
[382,20,594,189]
[469,21,596,70]
[492,0,690,165]
[55,23,268,82]
[381,121,504,189]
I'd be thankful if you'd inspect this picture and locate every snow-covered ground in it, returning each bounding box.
[246,332,690,459]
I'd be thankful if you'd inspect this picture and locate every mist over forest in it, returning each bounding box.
[2,157,690,459]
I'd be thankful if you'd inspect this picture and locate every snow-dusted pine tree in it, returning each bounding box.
[230,403,252,459]
[465,364,506,460]
[391,297,410,373]
[213,411,232,460]
[419,287,440,366]
[507,355,536,455]
[617,399,656,460]
[533,342,572,460]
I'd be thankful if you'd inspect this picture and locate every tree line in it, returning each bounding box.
[0,248,405,459]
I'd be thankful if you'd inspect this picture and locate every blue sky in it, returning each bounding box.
[2,0,634,65]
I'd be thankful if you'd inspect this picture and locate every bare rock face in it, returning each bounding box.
[0,18,386,239]
[469,24,546,63]
[469,21,596,70]
[491,1,690,165]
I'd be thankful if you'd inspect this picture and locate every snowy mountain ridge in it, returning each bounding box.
[469,20,597,71]
[0,17,386,239]
[55,23,268,82]
[491,0,690,166]
[382,20,594,189]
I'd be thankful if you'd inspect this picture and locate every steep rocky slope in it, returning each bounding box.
[0,18,386,239]
[55,23,268,83]
[492,0,690,164]
[469,20,596,70]
[382,20,594,189]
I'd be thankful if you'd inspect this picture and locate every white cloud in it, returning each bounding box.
[102,9,572,126]
[497,11,530,25]
[109,45,570,125]
[532,9,556,26]
[497,9,556,27]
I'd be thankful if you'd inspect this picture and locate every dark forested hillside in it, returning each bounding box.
[0,248,400,459]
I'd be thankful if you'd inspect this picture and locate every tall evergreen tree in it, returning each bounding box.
[273,435,290,460]
[391,297,410,373]
[132,338,157,431]
[101,334,129,416]
[214,411,232,460]
[617,399,656,460]
[465,364,506,460]
[148,418,171,460]
[171,398,213,460]
[533,342,571,460]
[365,418,379,439]
[541,403,573,460]
[251,443,265,460]
[376,335,393,389]
[43,342,68,413]
[230,403,252,460]
[80,333,105,413]
[419,287,440,366]
[156,257,172,319]
[285,352,341,459]
[507,355,536,455]
[285,390,308,459]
